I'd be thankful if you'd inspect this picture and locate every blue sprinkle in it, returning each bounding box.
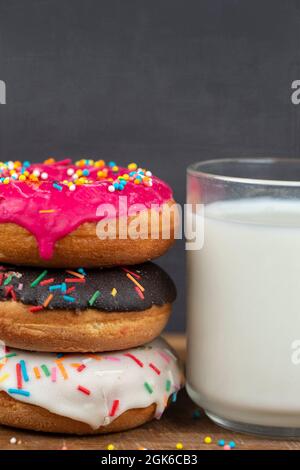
[49,284,62,291]
[82,169,89,176]
[20,360,29,382]
[229,441,236,449]
[218,439,225,447]
[108,161,116,167]
[129,171,136,177]
[78,268,86,276]
[63,295,75,302]
[171,392,177,402]
[8,388,30,397]
[56,353,64,358]
[53,183,63,191]
[192,409,201,419]
[23,161,30,167]
[61,282,67,293]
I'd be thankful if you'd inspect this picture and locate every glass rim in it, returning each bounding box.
[187,158,300,187]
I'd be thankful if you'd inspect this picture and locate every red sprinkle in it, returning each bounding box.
[135,286,144,300]
[10,288,17,301]
[122,267,141,279]
[40,278,55,286]
[16,363,22,389]
[65,278,85,283]
[66,286,76,294]
[109,399,119,417]
[29,305,44,313]
[5,286,13,298]
[77,364,86,373]
[124,353,144,368]
[149,363,161,375]
[77,385,91,395]
[0,273,3,286]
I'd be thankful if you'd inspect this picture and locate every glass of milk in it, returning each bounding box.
[186,158,300,437]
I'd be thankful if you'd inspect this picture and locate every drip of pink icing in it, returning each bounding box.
[0,160,173,259]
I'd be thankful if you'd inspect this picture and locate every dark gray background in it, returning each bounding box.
[0,0,299,331]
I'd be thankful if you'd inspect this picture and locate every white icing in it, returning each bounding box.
[0,338,182,429]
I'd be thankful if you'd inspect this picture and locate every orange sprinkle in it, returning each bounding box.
[43,294,53,308]
[33,367,41,379]
[87,354,102,361]
[70,363,82,368]
[126,273,145,292]
[56,360,68,380]
[65,270,85,279]
[39,209,56,214]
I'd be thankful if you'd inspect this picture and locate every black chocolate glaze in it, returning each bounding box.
[0,263,176,312]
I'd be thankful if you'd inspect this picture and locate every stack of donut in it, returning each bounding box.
[0,158,183,434]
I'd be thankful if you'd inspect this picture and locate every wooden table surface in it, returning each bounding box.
[0,334,299,451]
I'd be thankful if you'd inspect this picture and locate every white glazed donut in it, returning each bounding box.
[0,337,183,434]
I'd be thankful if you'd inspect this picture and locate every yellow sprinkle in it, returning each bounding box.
[107,444,115,450]
[112,165,119,172]
[0,373,9,383]
[128,163,137,171]
[111,288,117,297]
[176,442,183,450]
[134,178,140,184]
[204,436,212,444]
[3,178,10,184]
[18,175,26,181]
[95,160,105,168]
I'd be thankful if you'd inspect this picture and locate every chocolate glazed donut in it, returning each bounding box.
[0,263,176,352]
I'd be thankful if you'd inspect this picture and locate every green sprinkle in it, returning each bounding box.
[88,290,100,306]
[41,364,50,377]
[31,270,48,288]
[0,352,17,361]
[3,275,13,286]
[166,379,171,392]
[144,382,153,394]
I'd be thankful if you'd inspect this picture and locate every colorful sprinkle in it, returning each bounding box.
[121,267,141,280]
[51,367,57,382]
[218,439,225,447]
[149,363,161,375]
[66,270,85,279]
[29,305,44,313]
[135,286,144,300]
[126,273,145,292]
[20,360,29,382]
[31,270,48,287]
[144,382,153,394]
[77,385,91,396]
[176,442,183,450]
[111,288,117,297]
[77,364,86,373]
[3,274,13,286]
[109,399,119,417]
[56,361,68,380]
[0,373,9,383]
[41,364,50,377]
[166,379,171,392]
[107,444,115,450]
[8,388,30,397]
[63,295,75,302]
[88,290,100,306]
[124,353,144,367]
[224,445,231,451]
[16,363,22,389]
[229,441,236,449]
[65,278,85,284]
[204,436,212,444]
[40,278,55,286]
[33,367,41,379]
[39,209,56,214]
[43,293,53,308]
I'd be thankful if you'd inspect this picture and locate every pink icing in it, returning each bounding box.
[0,160,173,259]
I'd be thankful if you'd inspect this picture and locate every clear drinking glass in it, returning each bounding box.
[186,158,300,437]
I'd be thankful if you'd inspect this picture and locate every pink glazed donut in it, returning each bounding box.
[0,159,177,267]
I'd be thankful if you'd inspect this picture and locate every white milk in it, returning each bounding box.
[186,198,300,428]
